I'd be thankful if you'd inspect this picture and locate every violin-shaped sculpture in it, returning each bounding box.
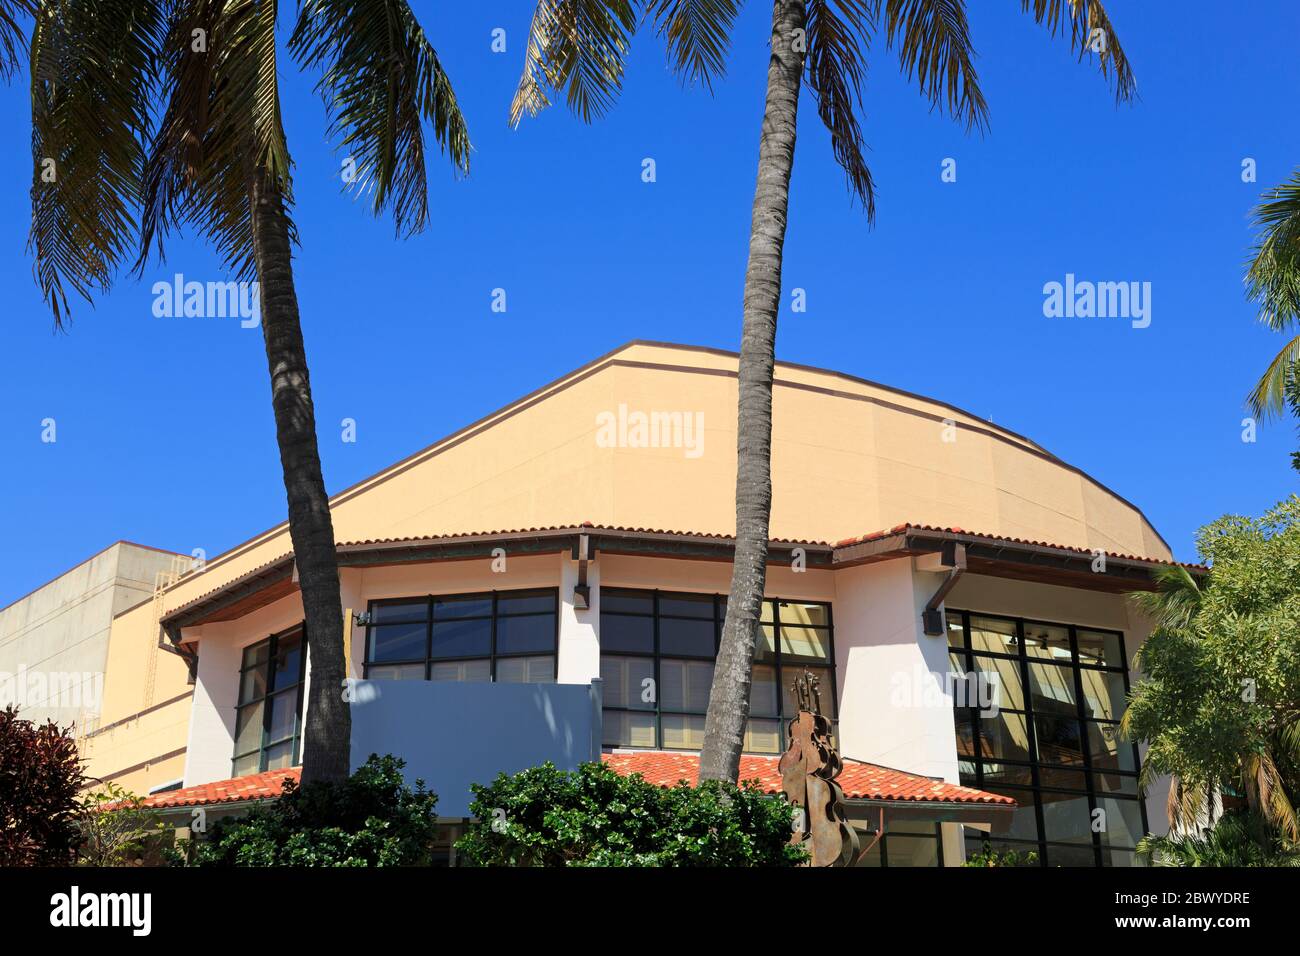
[778,670,860,867]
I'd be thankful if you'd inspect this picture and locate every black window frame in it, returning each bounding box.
[232,624,307,776]
[600,588,836,755]
[361,587,560,684]
[947,608,1148,867]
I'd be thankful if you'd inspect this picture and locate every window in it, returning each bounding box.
[948,609,1146,867]
[601,589,835,754]
[362,589,558,683]
[854,820,944,867]
[233,626,306,776]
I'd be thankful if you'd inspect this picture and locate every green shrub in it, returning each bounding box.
[174,754,439,866]
[456,761,806,867]
[1138,811,1300,867]
[76,782,171,866]
[963,840,1039,867]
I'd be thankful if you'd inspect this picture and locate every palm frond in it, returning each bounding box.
[882,0,988,133]
[509,0,637,127]
[1020,0,1135,104]
[1127,564,1203,635]
[805,0,877,218]
[289,0,469,237]
[0,0,34,81]
[28,0,163,326]
[139,0,293,281]
[1246,334,1300,420]
[645,0,740,90]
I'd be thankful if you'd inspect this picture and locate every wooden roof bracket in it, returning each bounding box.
[918,541,967,636]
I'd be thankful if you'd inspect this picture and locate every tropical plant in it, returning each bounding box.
[1138,810,1300,867]
[1124,497,1300,846]
[5,0,469,783]
[456,760,805,866]
[1244,168,1300,419]
[173,754,440,866]
[76,782,171,866]
[0,706,85,865]
[510,0,1134,782]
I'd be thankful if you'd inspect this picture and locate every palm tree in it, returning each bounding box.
[510,0,1133,782]
[1244,169,1300,419]
[10,0,469,783]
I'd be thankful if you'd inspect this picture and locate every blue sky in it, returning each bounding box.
[2,2,1298,606]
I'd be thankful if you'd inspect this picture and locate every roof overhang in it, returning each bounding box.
[160,522,1196,631]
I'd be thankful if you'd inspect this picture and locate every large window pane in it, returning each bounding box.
[979,761,1035,786]
[1077,629,1125,669]
[1087,721,1137,772]
[1093,772,1140,797]
[1027,661,1078,708]
[242,641,270,669]
[370,621,427,662]
[271,637,301,691]
[366,663,425,680]
[430,618,491,658]
[885,834,941,867]
[266,689,298,743]
[750,665,779,717]
[660,659,714,712]
[779,602,829,628]
[986,788,1041,842]
[970,616,1018,655]
[1044,843,1098,867]
[979,709,1032,763]
[662,714,706,750]
[658,593,714,618]
[497,591,556,615]
[604,711,657,748]
[1021,623,1072,664]
[1040,790,1093,844]
[1079,670,1127,721]
[1038,766,1088,791]
[429,658,491,682]
[234,702,264,755]
[495,655,555,683]
[600,614,654,654]
[495,614,554,655]
[371,600,427,624]
[240,665,267,705]
[659,617,715,657]
[1097,797,1144,848]
[744,718,783,754]
[433,594,492,619]
[601,590,654,614]
[264,739,295,771]
[233,752,261,777]
[601,656,656,710]
[779,626,831,662]
[946,611,966,650]
[1034,713,1085,766]
[970,654,1025,710]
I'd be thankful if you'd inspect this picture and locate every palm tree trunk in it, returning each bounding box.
[699,0,806,784]
[249,173,351,785]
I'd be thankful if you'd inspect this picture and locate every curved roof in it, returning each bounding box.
[155,341,1170,614]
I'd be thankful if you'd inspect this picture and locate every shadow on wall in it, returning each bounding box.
[348,679,603,816]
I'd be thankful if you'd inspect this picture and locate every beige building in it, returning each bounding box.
[75,341,1184,864]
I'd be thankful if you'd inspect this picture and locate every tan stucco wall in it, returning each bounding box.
[83,342,1171,793]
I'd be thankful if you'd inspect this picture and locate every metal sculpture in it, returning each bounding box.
[778,670,860,867]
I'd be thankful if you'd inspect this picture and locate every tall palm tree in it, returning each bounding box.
[510,0,1133,782]
[1244,169,1300,419]
[11,0,469,783]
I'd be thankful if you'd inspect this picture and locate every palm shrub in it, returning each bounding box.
[1138,811,1300,867]
[0,705,85,865]
[76,783,171,866]
[456,761,805,867]
[174,754,439,866]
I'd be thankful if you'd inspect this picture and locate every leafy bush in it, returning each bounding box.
[0,705,84,865]
[76,783,171,866]
[174,754,439,866]
[963,840,1038,867]
[1138,811,1300,867]
[456,761,806,867]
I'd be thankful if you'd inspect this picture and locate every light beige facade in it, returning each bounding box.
[78,342,1174,858]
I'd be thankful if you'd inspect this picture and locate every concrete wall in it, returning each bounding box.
[0,542,183,729]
